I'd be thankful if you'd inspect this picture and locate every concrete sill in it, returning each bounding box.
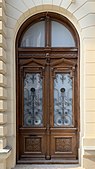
[84,146,95,150]
[0,146,12,161]
[83,146,95,157]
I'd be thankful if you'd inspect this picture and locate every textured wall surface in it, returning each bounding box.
[0,0,95,168]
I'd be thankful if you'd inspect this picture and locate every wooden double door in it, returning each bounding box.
[17,52,79,164]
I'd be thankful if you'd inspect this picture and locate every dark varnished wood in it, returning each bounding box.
[16,12,80,164]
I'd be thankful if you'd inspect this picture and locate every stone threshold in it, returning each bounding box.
[13,164,84,169]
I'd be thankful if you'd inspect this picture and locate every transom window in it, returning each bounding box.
[20,19,76,48]
[21,21,45,47]
[51,21,75,47]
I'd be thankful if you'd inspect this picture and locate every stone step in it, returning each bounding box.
[13,165,84,169]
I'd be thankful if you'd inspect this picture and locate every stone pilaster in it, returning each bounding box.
[0,0,11,169]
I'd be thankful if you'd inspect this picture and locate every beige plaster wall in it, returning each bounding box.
[0,0,95,168]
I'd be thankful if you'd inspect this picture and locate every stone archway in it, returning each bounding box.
[6,3,85,169]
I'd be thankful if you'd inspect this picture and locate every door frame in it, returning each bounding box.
[16,12,80,164]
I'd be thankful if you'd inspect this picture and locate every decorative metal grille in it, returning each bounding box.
[54,73,73,126]
[24,73,43,127]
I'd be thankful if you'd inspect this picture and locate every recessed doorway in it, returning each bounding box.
[16,12,80,164]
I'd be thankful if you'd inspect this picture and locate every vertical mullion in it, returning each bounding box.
[45,60,51,160]
[45,15,51,47]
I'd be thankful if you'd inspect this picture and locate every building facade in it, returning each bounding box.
[0,0,95,168]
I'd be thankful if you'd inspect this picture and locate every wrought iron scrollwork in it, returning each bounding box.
[24,73,43,127]
[54,73,73,127]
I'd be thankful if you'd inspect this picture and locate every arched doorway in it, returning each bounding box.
[16,12,80,164]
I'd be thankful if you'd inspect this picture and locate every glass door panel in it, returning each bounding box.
[54,73,73,127]
[24,73,43,127]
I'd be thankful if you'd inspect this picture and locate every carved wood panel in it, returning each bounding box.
[25,137,41,152]
[55,138,72,152]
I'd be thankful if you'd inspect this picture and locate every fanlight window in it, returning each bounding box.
[21,21,45,47]
[51,21,75,47]
[20,20,75,47]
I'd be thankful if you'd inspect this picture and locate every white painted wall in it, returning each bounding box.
[0,0,95,168]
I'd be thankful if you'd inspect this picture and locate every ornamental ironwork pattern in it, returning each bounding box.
[55,138,72,152]
[24,73,43,127]
[25,137,41,152]
[54,73,72,126]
